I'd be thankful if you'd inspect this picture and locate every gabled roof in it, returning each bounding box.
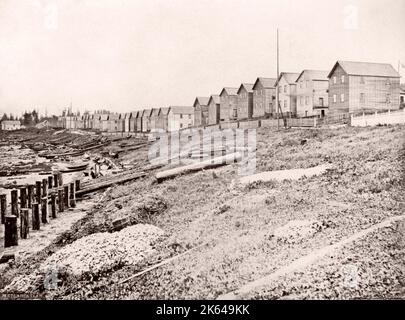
[252,77,277,90]
[159,107,170,116]
[118,113,125,119]
[193,97,210,108]
[169,106,194,114]
[220,87,238,96]
[327,61,400,78]
[296,70,329,82]
[142,109,153,117]
[237,83,254,94]
[275,72,300,86]
[130,111,138,118]
[107,114,119,120]
[99,114,109,121]
[208,95,220,105]
[151,108,160,116]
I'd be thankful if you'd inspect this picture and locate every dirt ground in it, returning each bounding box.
[0,124,404,299]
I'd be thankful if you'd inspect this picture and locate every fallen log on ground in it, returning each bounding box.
[76,171,146,197]
[237,164,331,185]
[155,152,242,183]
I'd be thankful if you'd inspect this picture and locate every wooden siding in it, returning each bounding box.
[253,83,276,118]
[237,88,253,120]
[208,100,220,125]
[220,92,238,122]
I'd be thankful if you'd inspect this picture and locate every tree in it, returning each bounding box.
[1,113,8,121]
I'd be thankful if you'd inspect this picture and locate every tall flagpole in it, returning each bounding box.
[276,28,279,130]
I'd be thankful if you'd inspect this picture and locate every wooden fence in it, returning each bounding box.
[351,109,405,127]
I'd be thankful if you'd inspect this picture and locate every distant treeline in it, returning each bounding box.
[1,110,58,126]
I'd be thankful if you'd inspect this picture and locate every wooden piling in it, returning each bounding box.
[35,181,42,203]
[4,216,18,247]
[75,179,81,191]
[69,183,76,208]
[32,203,40,230]
[48,176,53,190]
[51,193,57,218]
[27,185,34,208]
[11,189,19,217]
[53,173,59,188]
[20,208,29,239]
[58,189,64,212]
[41,197,48,224]
[0,194,6,224]
[64,185,70,208]
[58,172,63,186]
[20,187,28,209]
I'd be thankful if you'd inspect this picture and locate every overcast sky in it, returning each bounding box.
[0,0,404,116]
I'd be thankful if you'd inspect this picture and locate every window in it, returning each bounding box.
[284,100,287,108]
[180,123,183,128]
[284,85,287,93]
[341,75,345,83]
[305,96,309,105]
[386,94,391,103]
[340,93,345,102]
[180,114,183,119]
[333,76,337,84]
[188,114,191,119]
[360,93,365,103]
[386,78,391,86]
[333,94,337,103]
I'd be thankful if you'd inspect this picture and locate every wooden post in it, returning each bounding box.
[42,179,48,198]
[4,216,18,247]
[35,181,42,203]
[0,194,6,224]
[20,187,27,209]
[64,185,70,208]
[75,179,80,191]
[20,208,29,239]
[53,173,59,188]
[41,197,48,224]
[27,185,34,208]
[69,183,76,208]
[58,172,63,187]
[32,203,40,230]
[48,176,53,190]
[11,189,19,217]
[58,189,64,212]
[51,193,57,219]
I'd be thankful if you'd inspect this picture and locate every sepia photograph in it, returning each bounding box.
[0,0,404,312]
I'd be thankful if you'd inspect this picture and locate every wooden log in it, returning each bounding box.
[53,173,59,188]
[51,193,57,218]
[35,181,42,203]
[4,216,18,247]
[48,175,53,190]
[11,189,19,217]
[41,197,48,224]
[155,152,242,183]
[69,183,76,208]
[20,208,29,239]
[32,203,40,230]
[58,172,63,186]
[0,194,6,224]
[42,179,48,197]
[64,185,70,208]
[27,185,34,208]
[20,187,27,209]
[75,179,81,191]
[58,189,64,212]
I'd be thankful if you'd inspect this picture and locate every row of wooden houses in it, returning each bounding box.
[59,106,194,133]
[193,60,402,126]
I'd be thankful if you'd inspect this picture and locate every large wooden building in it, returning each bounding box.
[142,109,152,133]
[193,97,209,127]
[157,107,170,131]
[295,70,329,117]
[219,87,238,122]
[167,106,194,132]
[275,72,299,117]
[207,95,220,125]
[252,77,277,118]
[237,83,254,120]
[327,61,401,115]
[150,108,160,132]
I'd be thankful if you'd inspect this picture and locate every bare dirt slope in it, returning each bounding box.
[0,125,404,299]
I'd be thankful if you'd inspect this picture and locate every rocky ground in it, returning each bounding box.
[0,124,404,299]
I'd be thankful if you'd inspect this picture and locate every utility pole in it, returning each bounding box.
[276,28,280,130]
